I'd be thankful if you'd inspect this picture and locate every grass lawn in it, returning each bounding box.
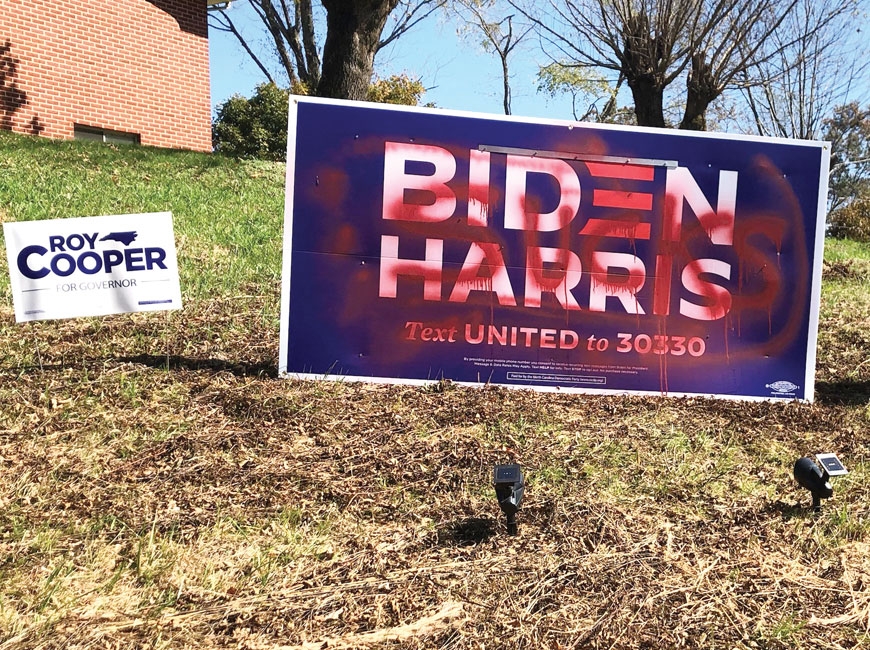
[1,131,869,649]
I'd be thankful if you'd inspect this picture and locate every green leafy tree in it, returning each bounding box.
[213,74,428,160]
[212,82,291,161]
[824,103,870,208]
[537,62,633,123]
[366,74,427,105]
[823,102,870,240]
[828,197,870,241]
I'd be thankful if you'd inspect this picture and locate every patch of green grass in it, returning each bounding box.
[823,504,870,543]
[765,613,807,644]
[533,464,570,491]
[0,131,285,303]
[824,237,870,262]
[132,520,178,588]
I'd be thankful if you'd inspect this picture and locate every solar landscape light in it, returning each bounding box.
[793,453,848,512]
[493,463,524,535]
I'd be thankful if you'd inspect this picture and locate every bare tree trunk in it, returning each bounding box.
[318,0,400,100]
[501,53,511,115]
[619,11,669,128]
[449,3,528,117]
[298,0,321,88]
[627,74,666,128]
[681,52,718,130]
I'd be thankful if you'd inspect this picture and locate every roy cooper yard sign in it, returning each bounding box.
[279,98,829,402]
[4,212,181,321]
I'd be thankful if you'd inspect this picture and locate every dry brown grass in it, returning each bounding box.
[0,269,868,649]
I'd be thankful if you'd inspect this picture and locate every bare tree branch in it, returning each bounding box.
[379,0,447,51]
[452,1,533,115]
[210,8,278,85]
[509,0,857,131]
[211,0,438,100]
[738,0,867,140]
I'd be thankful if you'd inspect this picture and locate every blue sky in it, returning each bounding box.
[206,3,577,121]
[206,2,869,132]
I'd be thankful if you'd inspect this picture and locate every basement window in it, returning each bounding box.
[74,125,141,145]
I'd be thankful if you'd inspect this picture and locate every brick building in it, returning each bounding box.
[1,0,221,152]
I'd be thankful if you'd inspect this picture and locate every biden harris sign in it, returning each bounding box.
[279,98,830,402]
[4,212,181,321]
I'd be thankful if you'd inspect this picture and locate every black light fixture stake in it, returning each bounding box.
[793,454,848,512]
[493,464,524,535]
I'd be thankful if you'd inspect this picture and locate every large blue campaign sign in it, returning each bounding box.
[279,97,829,401]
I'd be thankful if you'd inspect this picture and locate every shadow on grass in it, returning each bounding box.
[768,495,860,521]
[437,517,497,546]
[763,499,818,521]
[118,354,278,378]
[814,380,870,406]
